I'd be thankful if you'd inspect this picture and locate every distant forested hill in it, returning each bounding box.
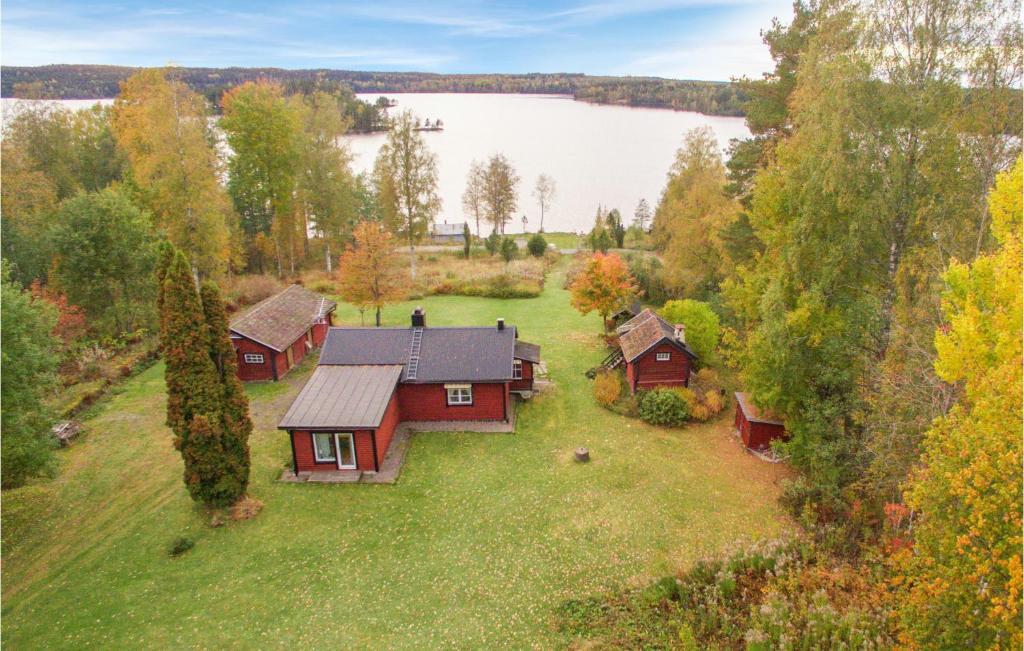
[0,65,748,116]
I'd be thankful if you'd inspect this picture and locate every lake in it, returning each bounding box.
[349,93,749,234]
[3,94,750,234]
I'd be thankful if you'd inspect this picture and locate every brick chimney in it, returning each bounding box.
[674,324,686,342]
[497,318,505,331]
[411,307,426,328]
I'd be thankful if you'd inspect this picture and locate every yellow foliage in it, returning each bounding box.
[593,371,621,407]
[900,158,1023,649]
[112,68,233,277]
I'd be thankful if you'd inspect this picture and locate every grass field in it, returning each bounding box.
[1,258,790,649]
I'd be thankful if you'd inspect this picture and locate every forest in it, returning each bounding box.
[1,64,748,116]
[566,0,1022,646]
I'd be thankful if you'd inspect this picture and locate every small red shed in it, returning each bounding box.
[616,309,699,394]
[734,392,787,450]
[229,285,336,381]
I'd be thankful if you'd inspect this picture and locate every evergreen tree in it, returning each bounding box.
[160,249,234,506]
[200,281,252,502]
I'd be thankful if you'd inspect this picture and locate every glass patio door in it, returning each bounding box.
[334,433,356,469]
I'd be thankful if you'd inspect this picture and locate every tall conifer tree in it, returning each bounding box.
[200,281,252,501]
[161,249,245,506]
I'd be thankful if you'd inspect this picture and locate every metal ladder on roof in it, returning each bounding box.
[406,327,424,380]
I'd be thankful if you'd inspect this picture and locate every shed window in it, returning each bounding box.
[513,359,523,379]
[312,432,335,462]
[243,353,265,364]
[655,352,671,361]
[445,384,473,405]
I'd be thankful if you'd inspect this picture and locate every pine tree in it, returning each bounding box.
[200,281,252,501]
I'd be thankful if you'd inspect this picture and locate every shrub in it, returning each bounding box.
[593,371,621,407]
[638,389,690,426]
[527,233,548,257]
[222,275,285,312]
[168,536,195,557]
[682,369,726,422]
[500,237,518,263]
[484,231,502,256]
[308,280,335,294]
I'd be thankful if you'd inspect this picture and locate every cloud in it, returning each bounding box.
[327,4,552,38]
[270,43,457,69]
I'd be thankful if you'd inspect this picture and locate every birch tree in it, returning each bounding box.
[221,81,302,276]
[112,68,233,278]
[533,173,556,232]
[482,153,519,234]
[373,110,440,280]
[462,160,486,237]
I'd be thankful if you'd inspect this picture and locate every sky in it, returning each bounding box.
[1,0,794,81]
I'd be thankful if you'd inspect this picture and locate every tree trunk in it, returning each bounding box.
[409,243,416,281]
[539,204,545,232]
[375,306,382,327]
[273,237,283,278]
[324,240,332,273]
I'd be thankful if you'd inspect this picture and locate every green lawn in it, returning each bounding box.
[1,259,790,649]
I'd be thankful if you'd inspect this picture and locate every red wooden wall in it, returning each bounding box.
[397,382,508,421]
[734,402,786,450]
[628,342,691,393]
[291,430,377,472]
[234,337,277,381]
[511,360,534,392]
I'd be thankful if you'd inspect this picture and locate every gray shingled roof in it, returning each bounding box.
[319,325,519,382]
[230,285,336,352]
[514,340,541,363]
[617,309,698,363]
[279,365,402,429]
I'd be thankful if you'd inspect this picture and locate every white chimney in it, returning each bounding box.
[674,324,686,343]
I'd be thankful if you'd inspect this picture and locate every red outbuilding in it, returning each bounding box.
[278,308,540,476]
[229,285,336,381]
[734,392,787,451]
[615,309,699,394]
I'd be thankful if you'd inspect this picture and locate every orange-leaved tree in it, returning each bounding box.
[337,221,407,327]
[569,252,638,331]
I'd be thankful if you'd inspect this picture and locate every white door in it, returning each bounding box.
[334,433,356,469]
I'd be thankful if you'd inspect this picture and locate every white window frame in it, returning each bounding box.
[312,432,336,463]
[243,353,265,364]
[333,433,357,470]
[512,359,523,379]
[655,352,671,362]
[445,384,473,405]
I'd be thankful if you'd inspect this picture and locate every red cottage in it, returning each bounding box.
[229,285,336,381]
[614,309,698,394]
[278,308,540,475]
[733,392,787,450]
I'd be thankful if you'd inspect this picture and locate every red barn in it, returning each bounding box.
[734,392,787,450]
[616,309,698,394]
[278,308,540,476]
[229,285,336,381]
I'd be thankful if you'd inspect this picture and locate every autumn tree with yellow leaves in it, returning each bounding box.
[111,68,235,278]
[337,222,407,327]
[898,159,1023,649]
